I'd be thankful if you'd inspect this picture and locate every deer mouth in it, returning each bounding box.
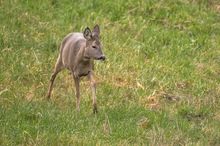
[97,55,105,61]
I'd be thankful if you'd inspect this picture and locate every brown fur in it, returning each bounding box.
[47,25,105,113]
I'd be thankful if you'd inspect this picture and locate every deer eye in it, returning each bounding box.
[92,46,96,49]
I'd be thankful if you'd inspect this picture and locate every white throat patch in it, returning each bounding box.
[83,57,90,62]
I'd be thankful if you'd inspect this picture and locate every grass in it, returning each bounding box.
[0,0,220,145]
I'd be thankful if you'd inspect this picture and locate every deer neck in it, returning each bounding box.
[82,47,90,62]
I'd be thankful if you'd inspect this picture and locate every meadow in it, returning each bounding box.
[0,0,220,145]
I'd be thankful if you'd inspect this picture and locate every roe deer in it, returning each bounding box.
[47,25,105,113]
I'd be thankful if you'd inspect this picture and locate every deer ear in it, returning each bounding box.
[83,27,92,40]
[92,25,100,38]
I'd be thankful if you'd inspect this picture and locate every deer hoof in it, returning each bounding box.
[93,108,98,114]
[47,96,51,101]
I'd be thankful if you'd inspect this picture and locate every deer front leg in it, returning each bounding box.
[88,71,97,113]
[73,75,80,111]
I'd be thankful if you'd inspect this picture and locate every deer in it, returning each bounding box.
[47,25,105,113]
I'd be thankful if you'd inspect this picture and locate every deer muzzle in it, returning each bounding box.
[98,55,105,61]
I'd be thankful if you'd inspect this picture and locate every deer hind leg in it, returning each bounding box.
[88,71,97,113]
[47,55,64,100]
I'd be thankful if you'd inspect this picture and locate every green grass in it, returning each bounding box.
[1,0,220,145]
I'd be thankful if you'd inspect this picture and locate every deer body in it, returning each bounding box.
[47,25,105,113]
[61,33,93,76]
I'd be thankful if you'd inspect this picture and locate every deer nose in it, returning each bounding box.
[98,55,105,61]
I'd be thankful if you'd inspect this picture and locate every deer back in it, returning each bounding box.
[60,33,86,71]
